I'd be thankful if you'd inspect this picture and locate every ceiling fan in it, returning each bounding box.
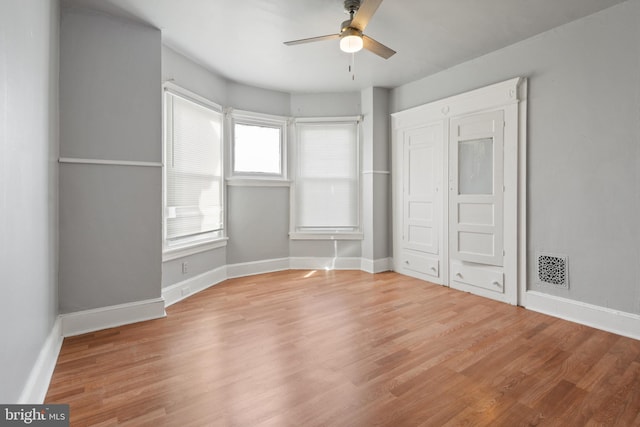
[283,0,396,59]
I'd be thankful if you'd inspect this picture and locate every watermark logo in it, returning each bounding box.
[0,405,68,426]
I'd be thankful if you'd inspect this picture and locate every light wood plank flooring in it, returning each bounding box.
[46,270,640,426]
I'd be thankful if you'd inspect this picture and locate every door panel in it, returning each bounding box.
[403,124,442,255]
[458,202,494,225]
[458,231,494,256]
[450,111,504,267]
[402,251,439,276]
[451,260,504,293]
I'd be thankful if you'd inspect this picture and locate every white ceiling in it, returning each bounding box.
[62,0,627,93]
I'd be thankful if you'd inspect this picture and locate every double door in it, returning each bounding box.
[394,104,518,305]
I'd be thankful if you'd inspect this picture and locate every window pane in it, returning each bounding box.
[295,122,359,231]
[166,92,223,240]
[297,178,358,227]
[458,137,493,195]
[233,123,281,174]
[298,126,356,178]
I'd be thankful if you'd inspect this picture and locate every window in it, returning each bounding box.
[231,111,287,179]
[291,117,362,239]
[163,84,225,258]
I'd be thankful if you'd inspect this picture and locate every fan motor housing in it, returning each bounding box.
[340,25,363,38]
[341,18,362,33]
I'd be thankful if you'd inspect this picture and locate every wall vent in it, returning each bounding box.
[536,253,569,288]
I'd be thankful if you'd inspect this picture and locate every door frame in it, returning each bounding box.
[392,77,527,305]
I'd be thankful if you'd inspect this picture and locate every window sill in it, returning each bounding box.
[289,232,364,241]
[163,237,228,262]
[226,178,291,187]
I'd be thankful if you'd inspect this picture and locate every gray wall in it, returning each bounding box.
[225,70,291,266]
[391,0,640,314]
[290,92,361,117]
[226,187,290,264]
[0,0,59,402]
[228,82,290,116]
[162,46,228,105]
[361,87,392,261]
[59,8,162,312]
[162,248,226,288]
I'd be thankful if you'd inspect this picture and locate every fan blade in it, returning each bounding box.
[284,34,340,46]
[363,35,396,59]
[351,0,384,31]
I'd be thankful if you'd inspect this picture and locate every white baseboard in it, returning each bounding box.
[164,257,392,308]
[60,298,166,337]
[523,291,640,341]
[361,257,393,274]
[289,257,363,270]
[162,266,227,307]
[226,258,289,279]
[18,318,63,404]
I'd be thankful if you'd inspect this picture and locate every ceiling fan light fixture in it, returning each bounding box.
[284,0,396,59]
[340,28,363,53]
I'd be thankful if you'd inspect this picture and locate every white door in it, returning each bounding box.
[449,111,504,267]
[403,123,442,255]
[395,122,443,283]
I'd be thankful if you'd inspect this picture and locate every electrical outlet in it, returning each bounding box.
[181,262,188,274]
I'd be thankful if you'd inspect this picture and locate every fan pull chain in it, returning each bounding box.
[349,52,355,80]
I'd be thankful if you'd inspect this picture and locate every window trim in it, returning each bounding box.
[228,109,288,182]
[162,82,227,259]
[289,116,363,240]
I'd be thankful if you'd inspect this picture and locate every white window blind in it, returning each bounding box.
[294,120,359,233]
[165,91,223,241]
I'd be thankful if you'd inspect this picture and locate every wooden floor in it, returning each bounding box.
[46,270,640,426]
